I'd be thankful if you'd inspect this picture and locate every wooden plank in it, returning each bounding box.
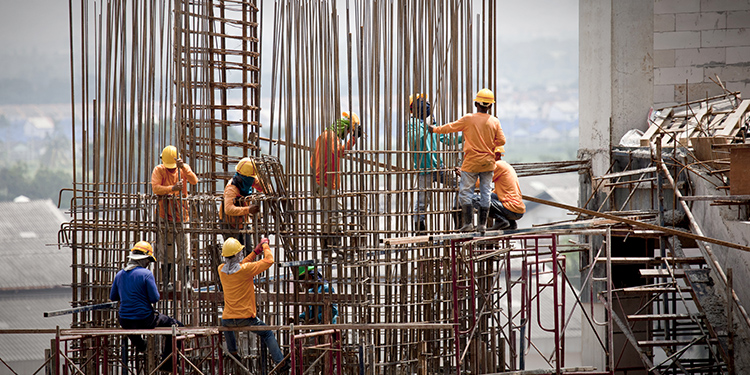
[680,195,750,201]
[595,166,657,180]
[677,106,710,147]
[730,147,750,195]
[640,269,686,278]
[716,99,750,137]
[641,108,673,146]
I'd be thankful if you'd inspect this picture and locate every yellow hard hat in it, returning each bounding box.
[236,158,258,178]
[474,88,495,105]
[409,93,425,106]
[222,237,245,257]
[129,241,156,262]
[342,111,360,126]
[494,145,505,154]
[161,146,179,169]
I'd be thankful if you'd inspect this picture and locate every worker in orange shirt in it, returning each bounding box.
[475,146,525,230]
[221,158,264,245]
[429,88,505,233]
[310,111,362,248]
[219,237,289,373]
[151,145,199,288]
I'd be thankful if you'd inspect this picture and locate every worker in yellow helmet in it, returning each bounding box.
[110,241,184,372]
[429,88,506,233]
[407,93,461,234]
[219,237,289,373]
[310,111,362,248]
[150,145,199,288]
[221,157,264,245]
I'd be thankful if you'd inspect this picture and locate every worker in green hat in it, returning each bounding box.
[293,266,338,324]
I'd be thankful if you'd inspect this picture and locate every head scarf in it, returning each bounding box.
[124,258,151,272]
[221,253,242,274]
[231,172,256,196]
[328,117,351,139]
[412,98,431,120]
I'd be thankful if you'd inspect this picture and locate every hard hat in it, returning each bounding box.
[298,265,315,277]
[494,145,505,154]
[342,111,360,126]
[236,158,258,178]
[129,241,156,262]
[409,93,425,106]
[161,146,179,169]
[474,88,495,105]
[222,237,245,257]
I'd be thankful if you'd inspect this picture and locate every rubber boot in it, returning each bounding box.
[489,215,510,230]
[459,205,474,232]
[477,206,489,234]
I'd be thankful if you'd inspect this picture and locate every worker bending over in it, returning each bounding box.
[407,93,460,234]
[221,158,264,245]
[293,266,339,324]
[429,88,505,233]
[151,145,199,288]
[311,111,362,248]
[472,146,525,230]
[110,241,184,372]
[218,237,289,373]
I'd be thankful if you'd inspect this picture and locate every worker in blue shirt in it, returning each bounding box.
[110,241,184,372]
[295,266,338,324]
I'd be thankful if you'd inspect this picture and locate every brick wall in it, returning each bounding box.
[653,0,750,107]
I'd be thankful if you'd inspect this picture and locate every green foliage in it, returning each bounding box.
[0,162,72,208]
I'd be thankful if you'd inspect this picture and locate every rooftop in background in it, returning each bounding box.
[0,198,70,290]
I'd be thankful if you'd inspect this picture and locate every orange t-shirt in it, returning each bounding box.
[493,160,525,214]
[311,130,356,189]
[218,244,274,319]
[433,112,505,173]
[150,164,198,221]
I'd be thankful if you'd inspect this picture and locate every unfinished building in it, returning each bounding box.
[3,1,749,375]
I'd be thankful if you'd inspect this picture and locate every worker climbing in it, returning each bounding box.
[407,93,461,234]
[221,157,264,245]
[218,237,290,374]
[150,145,199,289]
[429,88,506,233]
[292,266,339,324]
[109,241,184,373]
[311,111,363,249]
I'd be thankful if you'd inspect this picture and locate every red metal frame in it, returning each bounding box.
[290,329,342,375]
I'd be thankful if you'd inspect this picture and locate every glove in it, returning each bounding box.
[248,204,260,215]
[253,238,269,255]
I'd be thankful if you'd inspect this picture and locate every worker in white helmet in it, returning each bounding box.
[429,88,506,233]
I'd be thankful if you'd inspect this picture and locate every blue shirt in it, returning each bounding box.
[407,117,462,172]
[110,267,160,320]
[300,283,339,324]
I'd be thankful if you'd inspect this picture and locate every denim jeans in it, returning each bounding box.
[222,317,284,365]
[472,193,524,221]
[119,311,184,359]
[458,171,493,207]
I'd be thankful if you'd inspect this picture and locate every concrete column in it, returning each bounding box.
[579,0,654,179]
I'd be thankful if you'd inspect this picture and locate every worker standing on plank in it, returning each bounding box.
[218,237,290,373]
[221,158,264,245]
[151,145,199,289]
[293,266,339,324]
[310,111,362,249]
[470,146,525,230]
[407,93,461,234]
[429,88,506,233]
[110,241,184,373]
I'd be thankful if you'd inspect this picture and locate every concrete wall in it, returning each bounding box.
[653,0,750,107]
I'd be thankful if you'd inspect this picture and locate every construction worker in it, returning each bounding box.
[310,111,362,248]
[293,266,338,324]
[429,88,505,233]
[218,237,289,373]
[151,145,199,288]
[470,146,525,230]
[110,241,184,372]
[407,93,461,234]
[221,157,264,245]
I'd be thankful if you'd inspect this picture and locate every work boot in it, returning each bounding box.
[477,206,489,234]
[414,219,426,235]
[459,205,474,232]
[508,220,518,230]
[489,216,510,231]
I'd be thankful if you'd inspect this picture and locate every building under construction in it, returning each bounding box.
[5,1,750,374]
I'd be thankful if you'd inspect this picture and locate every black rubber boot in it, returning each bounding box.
[489,215,510,230]
[459,205,474,232]
[477,206,489,234]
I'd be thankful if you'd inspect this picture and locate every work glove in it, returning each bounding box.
[427,124,436,133]
[247,203,260,215]
[253,238,269,255]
